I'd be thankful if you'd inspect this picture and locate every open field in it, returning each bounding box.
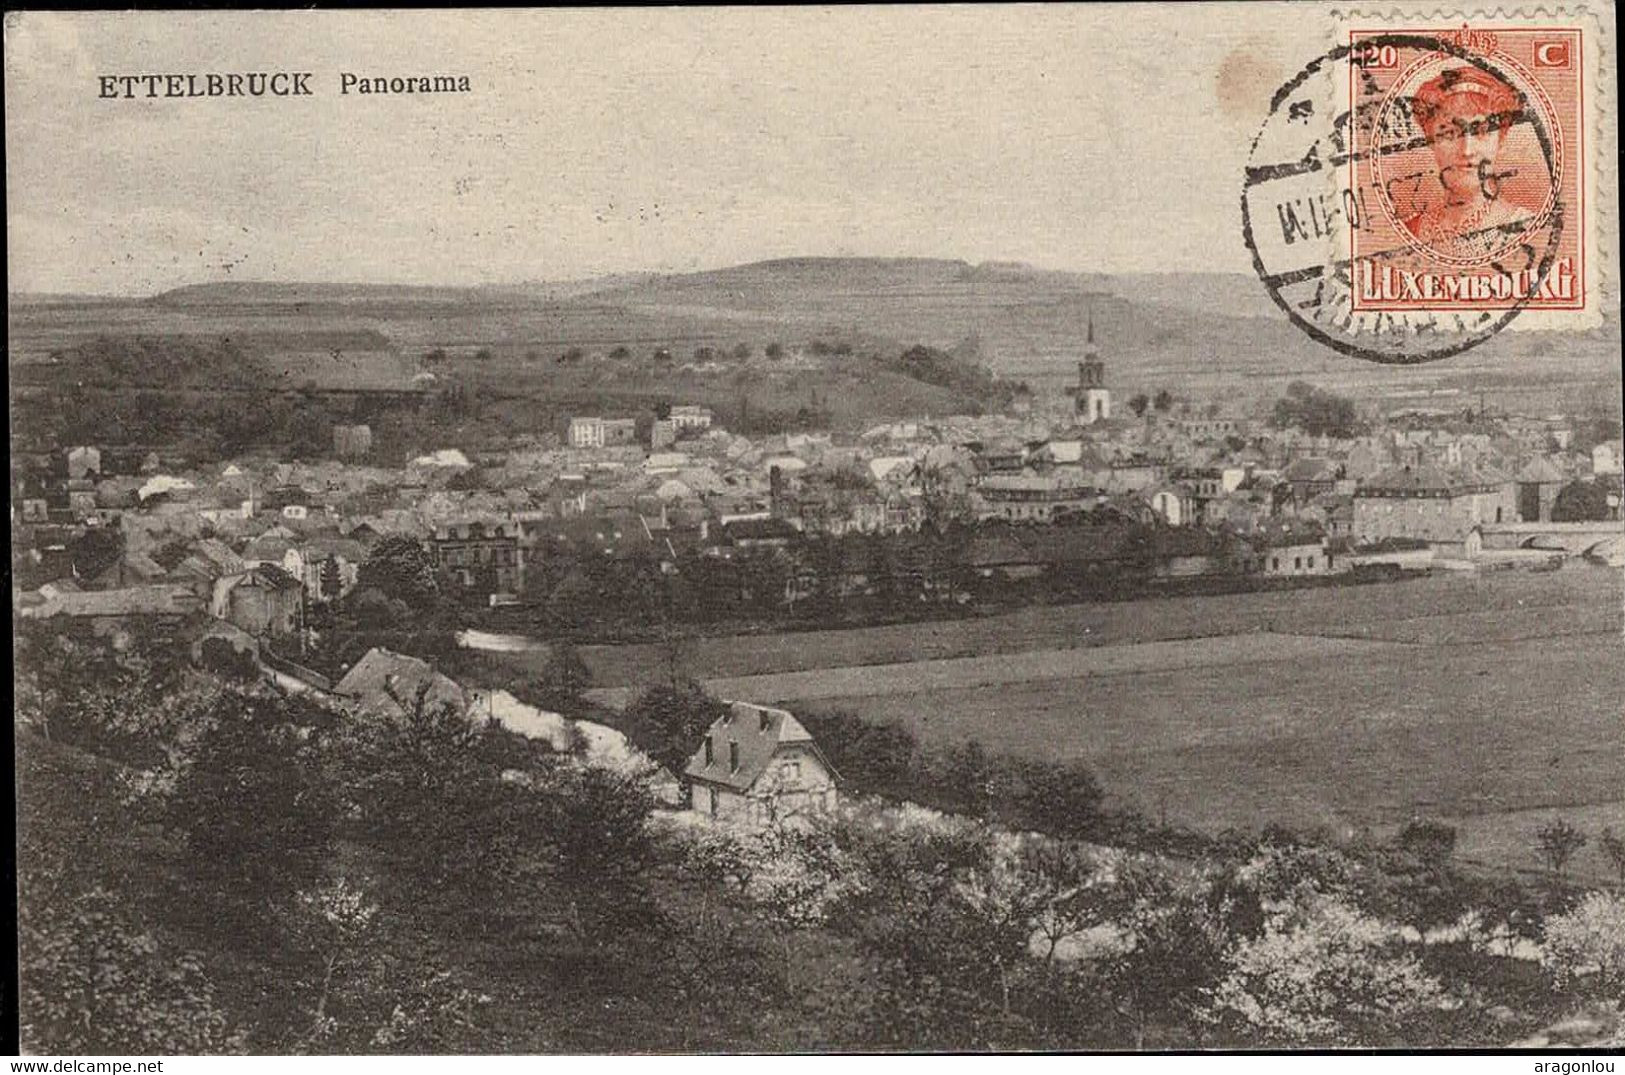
[562,567,1625,838]
[1380,800,1625,885]
[565,567,1622,687]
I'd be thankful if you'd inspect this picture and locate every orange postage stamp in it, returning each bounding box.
[1347,25,1584,312]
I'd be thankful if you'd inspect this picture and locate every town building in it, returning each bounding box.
[568,416,639,449]
[334,646,470,721]
[975,471,1098,522]
[333,424,373,459]
[66,446,102,480]
[1254,520,1334,577]
[668,405,714,431]
[432,520,524,594]
[210,565,305,640]
[1514,457,1566,523]
[1592,440,1624,477]
[1352,464,1515,547]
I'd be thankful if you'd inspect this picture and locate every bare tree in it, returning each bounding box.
[1536,818,1587,875]
[1598,827,1625,883]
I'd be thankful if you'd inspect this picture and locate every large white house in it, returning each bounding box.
[684,701,839,827]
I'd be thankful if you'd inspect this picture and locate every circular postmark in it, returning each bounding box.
[1241,32,1565,365]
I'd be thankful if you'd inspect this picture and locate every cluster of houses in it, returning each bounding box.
[13,346,1625,646]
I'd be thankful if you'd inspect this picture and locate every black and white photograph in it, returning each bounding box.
[6,5,1622,1060]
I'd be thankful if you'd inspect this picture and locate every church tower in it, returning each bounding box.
[1074,317,1111,424]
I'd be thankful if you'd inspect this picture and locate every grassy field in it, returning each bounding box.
[566,567,1622,686]
[558,566,1624,843]
[1380,801,1625,885]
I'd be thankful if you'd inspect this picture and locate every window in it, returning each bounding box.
[704,738,713,766]
[759,709,771,732]
[1307,556,1315,569]
[1294,557,1302,570]
[783,760,802,783]
[729,742,740,773]
[1272,557,1280,571]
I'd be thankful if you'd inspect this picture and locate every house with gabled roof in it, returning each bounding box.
[210,564,304,639]
[334,646,470,721]
[684,701,839,827]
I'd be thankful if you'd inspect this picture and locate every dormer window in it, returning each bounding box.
[729,742,740,773]
[759,710,771,732]
[704,738,713,766]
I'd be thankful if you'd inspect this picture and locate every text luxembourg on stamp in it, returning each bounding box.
[1348,25,1584,314]
[1240,21,1591,365]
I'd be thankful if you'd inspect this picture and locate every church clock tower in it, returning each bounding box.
[1072,317,1111,424]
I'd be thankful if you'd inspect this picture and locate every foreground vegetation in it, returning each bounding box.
[14,623,1625,1053]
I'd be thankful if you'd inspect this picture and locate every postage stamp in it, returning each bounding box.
[1347,25,1584,313]
[1241,9,1606,365]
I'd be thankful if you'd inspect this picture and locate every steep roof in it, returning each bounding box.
[1515,456,1565,484]
[1360,464,1459,495]
[1283,457,1339,482]
[1253,518,1326,548]
[683,701,835,793]
[23,584,203,619]
[333,647,469,720]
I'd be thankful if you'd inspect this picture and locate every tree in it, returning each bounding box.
[764,342,785,361]
[330,682,524,887]
[732,342,752,361]
[1396,819,1457,860]
[356,536,440,609]
[537,641,592,706]
[1536,818,1588,875]
[1003,758,1108,840]
[1152,389,1174,413]
[69,525,124,581]
[623,680,728,775]
[19,887,245,1054]
[160,688,337,928]
[1541,891,1625,996]
[1097,859,1235,1047]
[1599,827,1625,884]
[838,823,1035,1049]
[1271,382,1361,438]
[1551,479,1613,522]
[197,636,261,682]
[319,555,344,599]
[1128,393,1150,418]
[1207,895,1444,1045]
[694,345,716,362]
[609,344,631,360]
[288,876,382,1045]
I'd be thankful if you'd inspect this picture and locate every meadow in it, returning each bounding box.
[565,566,1625,863]
[568,567,1621,685]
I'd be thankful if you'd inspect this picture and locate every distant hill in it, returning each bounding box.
[11,256,1618,428]
[151,281,504,307]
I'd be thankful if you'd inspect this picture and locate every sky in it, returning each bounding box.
[6,6,1338,294]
